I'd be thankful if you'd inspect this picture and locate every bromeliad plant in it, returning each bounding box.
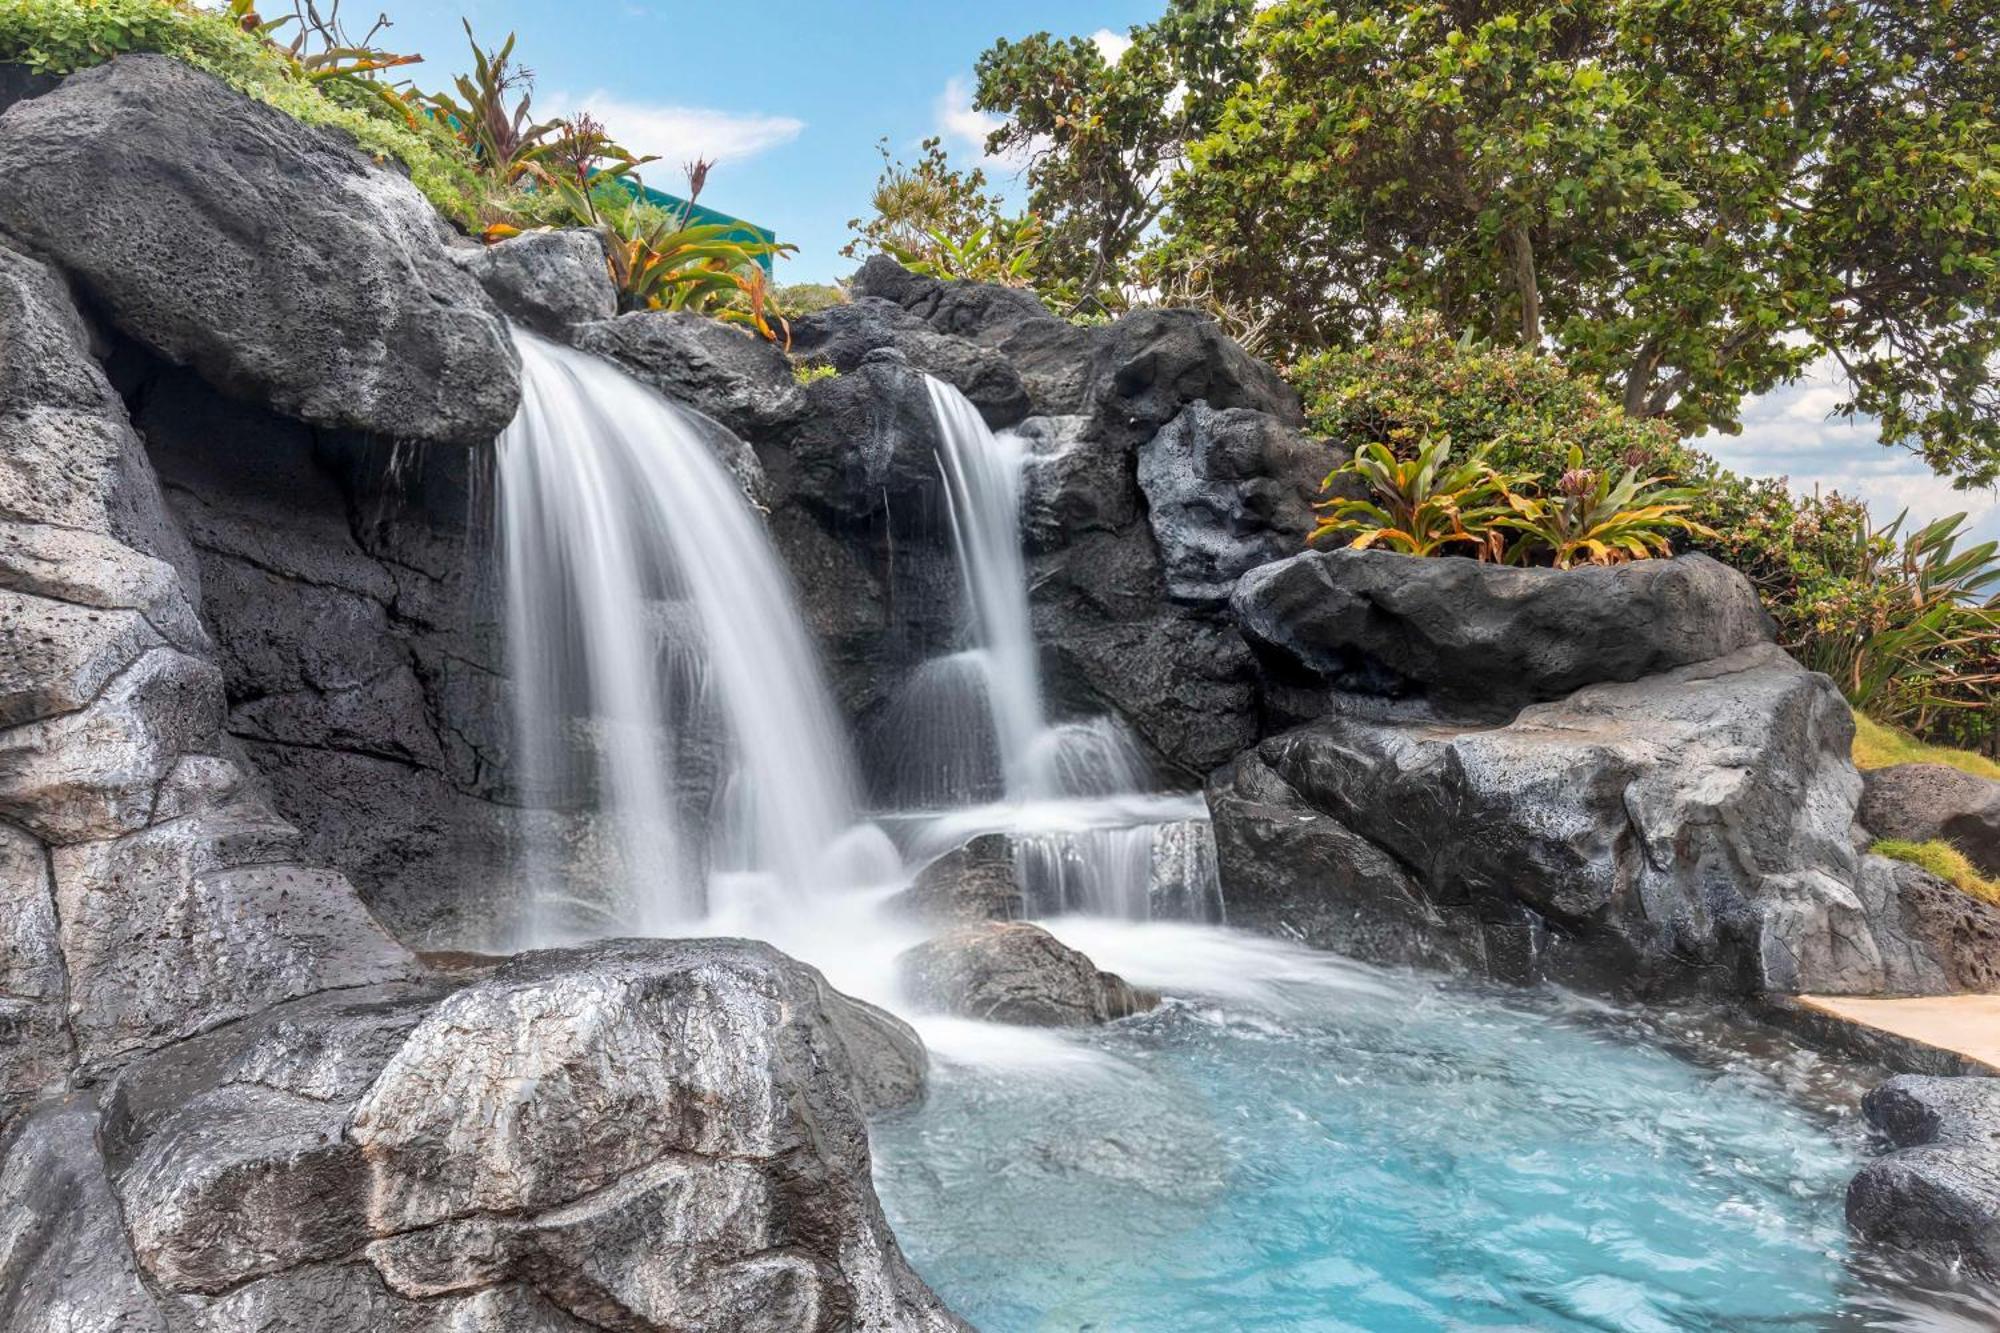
[422,22,561,182]
[1494,446,1717,569]
[532,157,795,343]
[1309,438,1525,557]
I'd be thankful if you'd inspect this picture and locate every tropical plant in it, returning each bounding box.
[883,214,1044,288]
[1794,511,2000,738]
[1310,438,1525,558]
[1493,446,1716,569]
[420,22,561,182]
[843,136,1004,267]
[536,160,795,341]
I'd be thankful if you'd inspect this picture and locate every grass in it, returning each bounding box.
[791,361,838,386]
[1851,712,2000,781]
[1871,838,2000,907]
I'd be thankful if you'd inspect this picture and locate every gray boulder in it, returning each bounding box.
[1860,763,2000,877]
[1233,548,1775,720]
[1139,402,1333,603]
[1849,1075,2000,1279]
[889,833,1024,924]
[571,308,806,442]
[791,297,1031,428]
[0,56,519,446]
[451,228,616,336]
[32,939,965,1331]
[897,922,1155,1026]
[1207,643,1978,997]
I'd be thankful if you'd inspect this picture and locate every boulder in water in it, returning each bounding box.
[17,939,966,1330]
[897,922,1156,1026]
[1859,763,2000,877]
[890,833,1025,924]
[1848,1075,2000,1279]
[0,56,519,447]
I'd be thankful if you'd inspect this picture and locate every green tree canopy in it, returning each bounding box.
[1162,0,2000,483]
[972,0,1256,313]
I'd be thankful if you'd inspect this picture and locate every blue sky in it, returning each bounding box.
[383,0,1996,543]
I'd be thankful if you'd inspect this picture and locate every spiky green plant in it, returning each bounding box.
[1493,445,1716,569]
[1310,437,1525,558]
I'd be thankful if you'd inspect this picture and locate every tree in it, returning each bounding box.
[1161,0,2000,485]
[842,136,1006,267]
[971,0,1256,312]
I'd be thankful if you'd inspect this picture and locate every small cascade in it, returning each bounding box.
[496,332,890,944]
[914,377,1222,922]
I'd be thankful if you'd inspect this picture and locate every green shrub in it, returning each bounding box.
[0,0,487,224]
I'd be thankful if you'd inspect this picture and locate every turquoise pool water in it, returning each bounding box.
[871,923,1979,1332]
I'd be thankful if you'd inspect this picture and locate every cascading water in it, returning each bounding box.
[915,376,1222,923]
[496,331,889,945]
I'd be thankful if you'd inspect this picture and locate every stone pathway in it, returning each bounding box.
[1797,994,2000,1072]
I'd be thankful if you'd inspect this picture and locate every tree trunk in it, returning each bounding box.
[1509,226,1542,350]
[1623,339,1662,417]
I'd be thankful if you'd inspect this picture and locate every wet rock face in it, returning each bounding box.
[6,940,964,1332]
[897,922,1155,1027]
[1233,548,1775,720]
[1860,763,2000,877]
[783,259,1317,782]
[1849,1075,2000,1279]
[0,56,519,447]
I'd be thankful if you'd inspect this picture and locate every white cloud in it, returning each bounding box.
[936,75,1039,172]
[1090,27,1135,64]
[1698,357,2000,543]
[562,90,803,172]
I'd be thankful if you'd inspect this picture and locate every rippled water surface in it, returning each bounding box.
[871,922,1983,1332]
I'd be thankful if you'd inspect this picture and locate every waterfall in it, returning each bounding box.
[918,377,1222,923]
[496,332,884,945]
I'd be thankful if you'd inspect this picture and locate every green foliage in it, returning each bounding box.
[1293,316,1696,489]
[1792,509,1999,742]
[1311,438,1525,557]
[772,282,847,317]
[883,214,1045,288]
[844,138,1011,266]
[972,0,1256,312]
[791,361,837,387]
[1157,0,2000,486]
[0,0,485,224]
[1493,445,1716,569]
[1871,838,2000,908]
[1853,713,2000,781]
